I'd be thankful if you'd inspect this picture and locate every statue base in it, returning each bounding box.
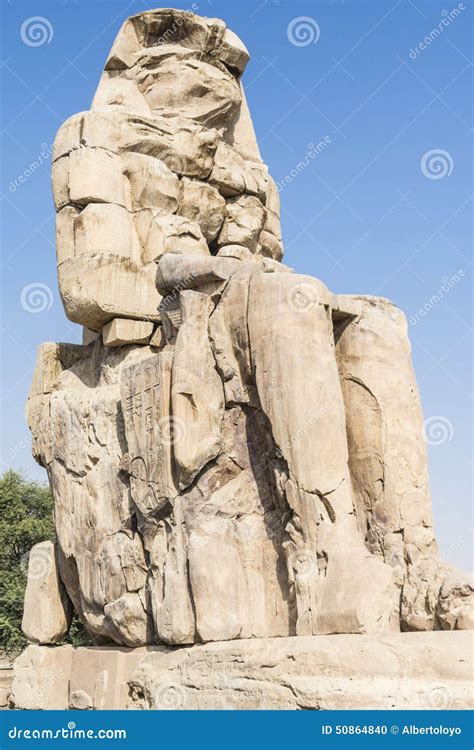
[11,631,473,710]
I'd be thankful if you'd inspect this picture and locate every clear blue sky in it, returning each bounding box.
[1,0,472,572]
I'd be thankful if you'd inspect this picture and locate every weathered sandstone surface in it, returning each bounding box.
[16,7,472,710]
[11,632,473,710]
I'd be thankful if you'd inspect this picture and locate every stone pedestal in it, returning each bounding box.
[11,632,473,710]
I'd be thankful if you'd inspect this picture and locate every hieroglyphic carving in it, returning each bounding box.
[120,352,176,517]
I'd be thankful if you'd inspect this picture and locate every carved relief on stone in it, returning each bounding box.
[120,352,176,518]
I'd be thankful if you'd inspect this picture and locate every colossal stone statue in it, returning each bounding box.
[23,8,472,656]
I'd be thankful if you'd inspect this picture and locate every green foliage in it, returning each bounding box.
[0,470,89,655]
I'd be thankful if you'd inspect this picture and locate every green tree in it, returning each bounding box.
[0,470,88,654]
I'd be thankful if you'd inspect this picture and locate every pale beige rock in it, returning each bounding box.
[70,647,147,709]
[58,254,160,330]
[150,326,165,349]
[22,541,73,644]
[208,140,268,201]
[104,18,139,70]
[149,500,196,645]
[104,593,150,647]
[70,689,93,710]
[136,54,241,128]
[128,631,474,710]
[11,633,474,710]
[74,203,139,261]
[51,156,69,210]
[228,84,263,163]
[217,194,265,251]
[152,215,209,257]
[102,318,154,346]
[69,148,126,207]
[187,520,243,642]
[156,252,243,295]
[264,207,282,240]
[436,574,474,631]
[22,7,471,662]
[171,291,224,488]
[209,141,245,197]
[119,352,177,519]
[83,326,100,344]
[122,152,179,213]
[178,177,226,242]
[12,644,147,710]
[0,663,13,708]
[257,230,284,261]
[219,28,250,73]
[12,644,73,710]
[93,73,150,115]
[56,206,79,265]
[265,174,280,216]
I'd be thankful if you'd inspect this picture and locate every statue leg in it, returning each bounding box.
[335,295,473,631]
[247,274,396,635]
